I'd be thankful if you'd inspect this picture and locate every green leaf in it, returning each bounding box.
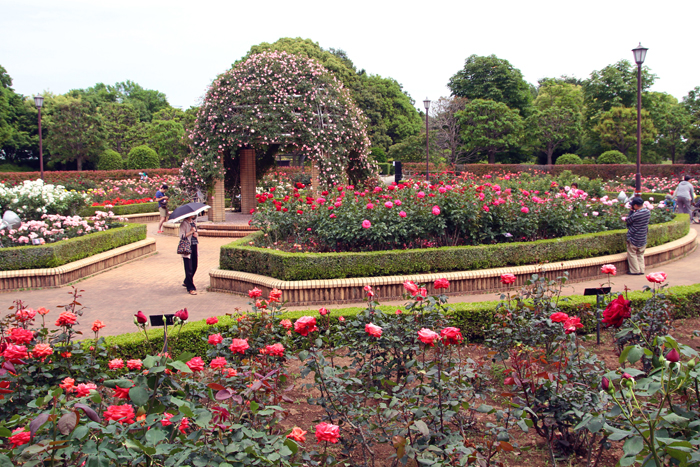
[662,413,689,424]
[176,351,195,363]
[627,346,644,364]
[146,428,167,445]
[623,436,644,456]
[129,386,149,407]
[413,420,429,437]
[168,360,192,373]
[179,405,195,418]
[0,454,14,467]
[619,346,633,365]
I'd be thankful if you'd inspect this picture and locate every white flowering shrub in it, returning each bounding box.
[0,180,90,221]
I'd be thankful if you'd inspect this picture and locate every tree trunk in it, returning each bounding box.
[546,149,554,166]
[671,147,676,164]
[77,156,83,171]
[488,150,496,164]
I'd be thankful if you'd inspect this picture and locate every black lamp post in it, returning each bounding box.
[423,98,431,182]
[33,95,44,180]
[632,43,648,195]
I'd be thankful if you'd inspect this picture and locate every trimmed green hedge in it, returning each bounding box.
[220,215,689,280]
[98,283,700,360]
[0,223,147,270]
[80,202,158,217]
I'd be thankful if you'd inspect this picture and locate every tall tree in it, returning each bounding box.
[112,80,170,122]
[101,102,141,156]
[430,96,470,163]
[448,55,533,116]
[147,118,186,167]
[0,65,39,165]
[456,99,523,164]
[592,106,655,156]
[45,97,104,170]
[646,92,690,163]
[527,82,583,165]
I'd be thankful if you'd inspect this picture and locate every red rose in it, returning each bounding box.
[206,316,219,325]
[186,357,205,372]
[109,358,124,370]
[434,278,449,289]
[210,357,227,369]
[319,307,329,316]
[365,322,383,338]
[59,377,75,392]
[269,288,282,302]
[3,344,28,363]
[601,264,617,275]
[563,316,584,334]
[127,359,142,370]
[74,383,97,397]
[8,428,30,448]
[500,274,516,285]
[103,404,135,424]
[602,295,631,328]
[55,312,78,327]
[113,385,132,399]
[261,343,285,357]
[646,272,667,284]
[294,316,318,337]
[403,280,419,295]
[208,333,223,345]
[248,288,262,298]
[440,327,463,345]
[134,311,148,325]
[550,312,569,323]
[8,328,34,345]
[315,422,340,443]
[229,338,249,354]
[92,320,106,333]
[174,308,188,322]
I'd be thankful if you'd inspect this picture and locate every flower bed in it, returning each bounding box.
[0,274,698,466]
[0,180,89,221]
[0,223,146,270]
[91,197,153,207]
[221,214,688,280]
[603,174,698,194]
[250,175,669,253]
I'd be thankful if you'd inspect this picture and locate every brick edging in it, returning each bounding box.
[208,230,698,306]
[0,239,157,291]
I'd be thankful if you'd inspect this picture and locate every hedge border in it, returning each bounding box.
[449,164,700,180]
[0,169,180,186]
[80,202,158,217]
[98,283,700,360]
[219,215,689,281]
[0,223,147,270]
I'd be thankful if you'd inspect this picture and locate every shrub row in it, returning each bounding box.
[451,164,700,180]
[79,202,159,217]
[99,282,700,360]
[0,223,147,270]
[377,162,395,176]
[220,215,688,280]
[0,169,180,186]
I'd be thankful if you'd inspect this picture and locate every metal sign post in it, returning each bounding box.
[149,314,175,354]
[583,287,611,345]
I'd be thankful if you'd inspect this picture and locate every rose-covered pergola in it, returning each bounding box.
[181,51,375,220]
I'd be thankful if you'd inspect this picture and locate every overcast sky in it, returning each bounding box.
[2,0,698,111]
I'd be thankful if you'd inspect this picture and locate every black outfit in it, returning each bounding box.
[181,220,199,292]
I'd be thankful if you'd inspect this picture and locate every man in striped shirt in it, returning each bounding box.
[626,197,651,275]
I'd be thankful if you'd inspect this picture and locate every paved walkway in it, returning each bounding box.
[5,223,699,338]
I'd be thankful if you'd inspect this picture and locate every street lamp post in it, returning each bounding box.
[632,43,648,196]
[33,95,44,180]
[423,98,431,182]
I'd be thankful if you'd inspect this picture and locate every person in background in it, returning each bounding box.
[156,184,169,233]
[140,172,148,181]
[625,197,651,275]
[673,175,694,222]
[179,215,198,295]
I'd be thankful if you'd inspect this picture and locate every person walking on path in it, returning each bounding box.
[179,215,199,295]
[673,175,695,222]
[626,197,651,275]
[156,184,169,233]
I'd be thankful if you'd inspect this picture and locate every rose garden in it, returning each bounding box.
[1,50,700,467]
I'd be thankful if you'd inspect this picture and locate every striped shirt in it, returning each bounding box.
[626,208,651,247]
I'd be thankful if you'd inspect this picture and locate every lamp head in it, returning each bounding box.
[34,95,44,109]
[632,43,648,65]
[423,98,431,111]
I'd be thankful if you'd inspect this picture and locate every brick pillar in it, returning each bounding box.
[209,178,226,222]
[240,148,256,214]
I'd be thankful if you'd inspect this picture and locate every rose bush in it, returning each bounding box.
[250,173,674,252]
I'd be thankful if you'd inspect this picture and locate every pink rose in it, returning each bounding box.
[500,274,516,285]
[294,316,318,336]
[418,328,440,346]
[432,205,441,215]
[601,264,617,275]
[208,333,223,345]
[399,211,407,218]
[646,272,667,284]
[362,219,371,229]
[434,278,449,289]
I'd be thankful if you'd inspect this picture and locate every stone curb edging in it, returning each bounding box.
[122,212,161,223]
[208,230,698,306]
[0,238,157,291]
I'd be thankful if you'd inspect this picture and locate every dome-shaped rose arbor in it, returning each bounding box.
[181,51,375,220]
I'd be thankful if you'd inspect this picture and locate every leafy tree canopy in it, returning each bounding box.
[456,99,523,164]
[44,96,104,171]
[448,54,533,116]
[592,106,655,156]
[69,80,170,122]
